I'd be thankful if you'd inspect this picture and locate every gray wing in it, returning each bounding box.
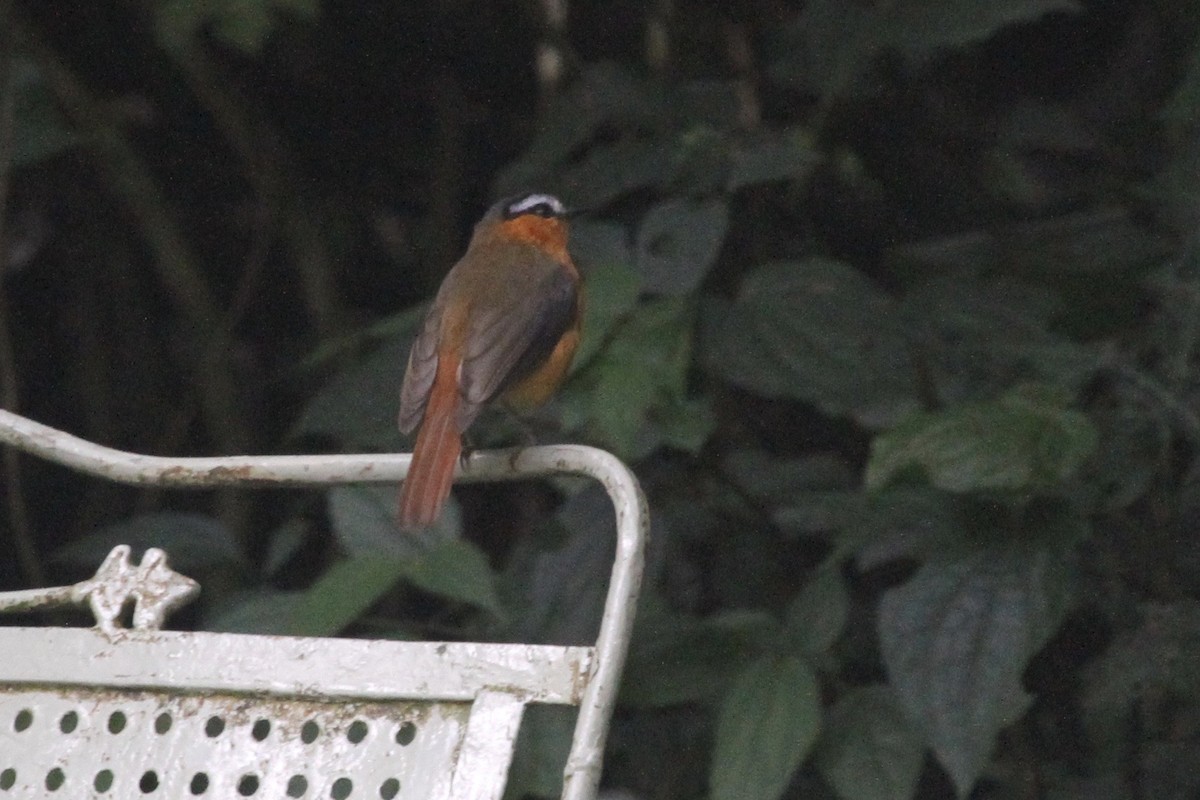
[456,265,578,427]
[397,305,442,434]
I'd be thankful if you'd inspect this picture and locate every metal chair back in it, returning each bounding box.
[0,410,647,800]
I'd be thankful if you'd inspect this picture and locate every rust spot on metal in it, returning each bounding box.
[569,650,595,704]
[203,465,259,481]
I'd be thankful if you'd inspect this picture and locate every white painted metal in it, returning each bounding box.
[0,627,592,703]
[449,691,530,800]
[0,544,199,632]
[0,409,648,800]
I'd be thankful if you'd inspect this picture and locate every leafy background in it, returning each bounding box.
[1,0,1199,798]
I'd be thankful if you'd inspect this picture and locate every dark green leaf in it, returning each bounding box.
[263,519,309,578]
[1082,602,1200,752]
[557,137,672,208]
[774,490,866,538]
[210,2,272,52]
[296,329,413,450]
[1087,407,1165,512]
[494,64,658,196]
[878,546,1076,795]
[636,197,729,295]
[205,590,305,634]
[13,60,76,168]
[993,101,1108,161]
[54,512,245,573]
[622,609,777,707]
[284,556,402,637]
[403,538,504,618]
[500,487,621,646]
[155,0,318,53]
[564,297,711,459]
[784,564,849,655]
[842,488,966,568]
[770,0,1080,100]
[1164,41,1200,127]
[767,0,878,98]
[327,485,418,559]
[666,126,731,194]
[569,221,641,366]
[656,395,716,454]
[727,129,822,190]
[815,685,926,800]
[571,220,631,272]
[667,80,746,130]
[865,388,1098,493]
[704,259,917,428]
[504,706,577,800]
[896,274,1098,401]
[725,449,857,502]
[891,210,1166,278]
[710,655,821,800]
[881,0,1083,57]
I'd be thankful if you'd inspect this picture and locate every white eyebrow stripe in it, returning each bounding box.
[507,194,564,216]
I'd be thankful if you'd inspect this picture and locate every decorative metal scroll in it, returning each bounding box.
[0,545,199,634]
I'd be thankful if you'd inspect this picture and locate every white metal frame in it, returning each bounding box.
[0,409,647,800]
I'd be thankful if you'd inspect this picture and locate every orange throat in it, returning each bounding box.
[496,216,570,263]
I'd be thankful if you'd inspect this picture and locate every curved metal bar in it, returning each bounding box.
[0,408,646,800]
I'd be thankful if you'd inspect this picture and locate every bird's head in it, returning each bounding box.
[473,192,573,261]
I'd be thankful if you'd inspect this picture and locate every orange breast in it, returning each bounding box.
[502,319,581,409]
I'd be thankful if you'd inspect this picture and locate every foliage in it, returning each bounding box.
[5,0,1200,799]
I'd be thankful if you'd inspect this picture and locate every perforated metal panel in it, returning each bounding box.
[0,688,458,798]
[0,624,587,800]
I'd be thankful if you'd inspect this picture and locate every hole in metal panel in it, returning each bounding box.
[45,767,64,791]
[379,778,400,799]
[251,718,271,741]
[347,720,368,744]
[94,770,114,792]
[107,711,127,734]
[13,710,31,732]
[286,775,308,797]
[204,716,225,738]
[330,777,353,799]
[300,720,319,744]
[394,721,416,745]
[0,769,13,789]
[59,711,78,734]
[155,713,172,734]
[237,774,259,796]
[189,773,209,795]
[140,771,159,793]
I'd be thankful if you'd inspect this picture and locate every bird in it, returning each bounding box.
[397,192,582,528]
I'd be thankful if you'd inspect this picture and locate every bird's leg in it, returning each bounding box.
[505,410,539,448]
[459,431,476,469]
[497,407,541,470]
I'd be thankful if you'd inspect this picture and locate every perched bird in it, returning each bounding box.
[397,193,582,527]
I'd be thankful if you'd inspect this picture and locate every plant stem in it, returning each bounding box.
[0,0,44,587]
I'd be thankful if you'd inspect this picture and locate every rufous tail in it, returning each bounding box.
[398,375,462,528]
